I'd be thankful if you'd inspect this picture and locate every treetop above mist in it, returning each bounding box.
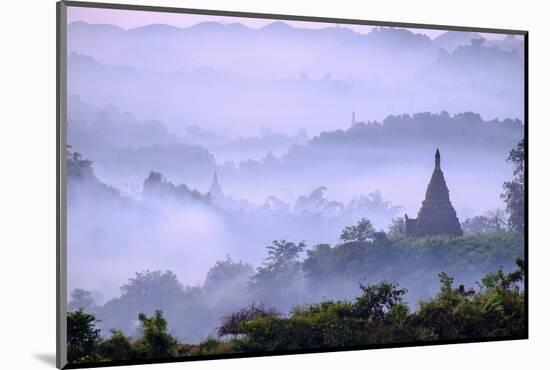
[309,110,522,151]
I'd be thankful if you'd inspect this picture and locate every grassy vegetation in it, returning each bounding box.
[67,258,525,364]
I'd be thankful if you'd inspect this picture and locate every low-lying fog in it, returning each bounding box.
[67,99,522,300]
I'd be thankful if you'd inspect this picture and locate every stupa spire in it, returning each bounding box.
[208,170,224,201]
[213,170,219,184]
[405,148,462,237]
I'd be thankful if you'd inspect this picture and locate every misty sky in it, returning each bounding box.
[66,6,524,138]
[67,6,515,40]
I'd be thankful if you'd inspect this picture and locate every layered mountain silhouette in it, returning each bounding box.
[68,21,524,76]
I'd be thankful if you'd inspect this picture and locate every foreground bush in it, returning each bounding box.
[67,310,178,364]
[222,259,525,351]
[67,260,525,363]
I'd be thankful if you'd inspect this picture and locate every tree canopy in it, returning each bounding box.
[501,139,525,232]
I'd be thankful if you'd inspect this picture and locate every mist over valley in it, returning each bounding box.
[65,16,525,346]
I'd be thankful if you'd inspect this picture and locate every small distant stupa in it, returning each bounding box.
[208,170,225,201]
[351,111,365,126]
[405,149,463,237]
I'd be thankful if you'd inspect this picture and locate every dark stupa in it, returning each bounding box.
[208,170,225,201]
[405,149,463,237]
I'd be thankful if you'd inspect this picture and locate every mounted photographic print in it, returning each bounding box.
[56,1,528,368]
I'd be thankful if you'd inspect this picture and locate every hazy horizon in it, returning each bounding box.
[67,6,520,40]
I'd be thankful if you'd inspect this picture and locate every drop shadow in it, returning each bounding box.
[34,353,56,367]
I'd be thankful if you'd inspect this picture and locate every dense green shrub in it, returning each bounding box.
[97,330,133,361]
[132,310,178,359]
[67,259,525,363]
[225,259,525,352]
[67,310,178,364]
[67,309,101,363]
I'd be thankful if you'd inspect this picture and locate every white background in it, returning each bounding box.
[0,0,548,369]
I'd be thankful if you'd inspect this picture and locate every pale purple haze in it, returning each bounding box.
[65,5,525,333]
[68,6,513,39]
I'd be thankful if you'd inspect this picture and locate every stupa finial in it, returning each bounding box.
[435,148,441,170]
